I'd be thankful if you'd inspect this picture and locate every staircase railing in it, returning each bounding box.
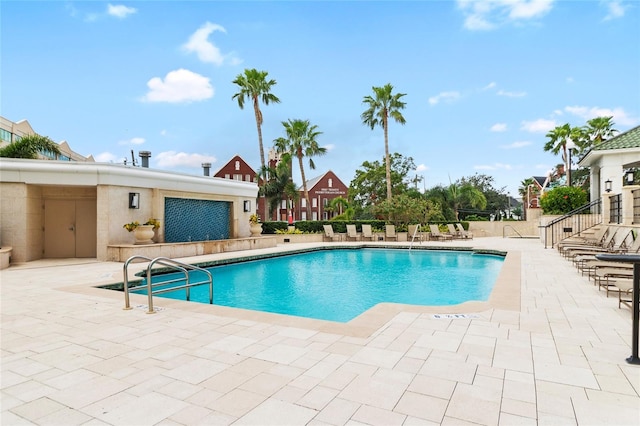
[541,198,602,248]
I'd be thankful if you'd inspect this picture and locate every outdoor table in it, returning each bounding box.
[595,253,640,364]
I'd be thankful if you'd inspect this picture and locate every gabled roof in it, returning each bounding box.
[533,176,547,187]
[298,170,346,191]
[590,125,640,151]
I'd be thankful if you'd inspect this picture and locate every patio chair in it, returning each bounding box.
[456,223,473,239]
[346,224,360,241]
[408,224,423,243]
[447,224,463,239]
[385,224,398,241]
[323,224,342,242]
[361,224,376,241]
[429,224,453,242]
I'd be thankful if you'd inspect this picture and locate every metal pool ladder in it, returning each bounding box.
[123,255,213,314]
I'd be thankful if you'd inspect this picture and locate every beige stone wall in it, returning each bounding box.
[1,183,29,262]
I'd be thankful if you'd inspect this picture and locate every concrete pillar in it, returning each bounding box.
[622,185,640,225]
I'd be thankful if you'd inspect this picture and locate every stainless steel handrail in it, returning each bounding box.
[123,256,214,314]
[502,225,523,239]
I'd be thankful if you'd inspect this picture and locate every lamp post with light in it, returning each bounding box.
[566,138,576,187]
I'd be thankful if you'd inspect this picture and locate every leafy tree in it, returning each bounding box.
[373,194,443,226]
[258,153,298,221]
[458,173,506,219]
[0,134,61,159]
[232,69,281,172]
[582,116,618,150]
[543,123,586,176]
[361,83,407,201]
[539,186,588,215]
[449,183,486,221]
[349,153,416,208]
[274,119,327,218]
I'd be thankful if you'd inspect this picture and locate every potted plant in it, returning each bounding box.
[144,218,161,243]
[123,220,154,245]
[249,214,262,236]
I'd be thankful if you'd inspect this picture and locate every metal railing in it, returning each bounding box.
[502,225,523,238]
[123,256,213,314]
[542,198,602,248]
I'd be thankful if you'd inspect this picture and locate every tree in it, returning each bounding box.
[232,69,281,172]
[543,123,586,176]
[459,173,507,219]
[449,183,486,221]
[0,134,61,159]
[349,153,416,208]
[258,153,298,221]
[361,83,407,201]
[583,116,618,150]
[274,119,327,218]
[373,194,443,226]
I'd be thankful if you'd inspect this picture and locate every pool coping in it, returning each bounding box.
[61,244,521,338]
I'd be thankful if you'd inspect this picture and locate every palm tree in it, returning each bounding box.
[258,153,298,221]
[361,83,407,202]
[583,116,618,148]
[449,183,486,221]
[0,134,61,159]
[231,69,281,172]
[274,119,327,219]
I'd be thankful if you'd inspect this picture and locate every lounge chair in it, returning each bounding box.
[323,224,342,242]
[429,224,453,242]
[361,224,376,241]
[408,224,423,243]
[456,223,473,239]
[346,224,360,241]
[447,224,462,239]
[560,226,622,258]
[385,224,398,241]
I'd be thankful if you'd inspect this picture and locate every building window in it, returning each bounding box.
[0,128,12,143]
[312,198,317,208]
[301,211,307,220]
[328,178,332,188]
[233,174,242,181]
[312,211,318,221]
[323,198,328,207]
[281,200,287,209]
[224,174,230,179]
[235,161,240,170]
[301,198,307,208]
[245,174,250,181]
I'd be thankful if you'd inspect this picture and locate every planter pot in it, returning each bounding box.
[134,225,155,245]
[250,223,263,236]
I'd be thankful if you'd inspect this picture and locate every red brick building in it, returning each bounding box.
[293,171,349,221]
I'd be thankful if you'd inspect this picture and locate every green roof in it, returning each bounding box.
[593,125,640,151]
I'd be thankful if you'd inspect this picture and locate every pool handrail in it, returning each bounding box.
[123,255,213,314]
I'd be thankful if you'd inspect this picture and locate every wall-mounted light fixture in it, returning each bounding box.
[129,192,140,209]
[626,170,635,185]
[243,200,251,212]
[604,179,612,193]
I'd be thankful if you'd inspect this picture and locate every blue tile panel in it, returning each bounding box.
[164,197,231,242]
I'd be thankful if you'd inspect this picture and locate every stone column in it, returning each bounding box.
[622,185,640,225]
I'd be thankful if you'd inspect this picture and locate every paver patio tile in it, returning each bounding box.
[37,406,93,425]
[353,404,407,425]
[419,355,477,384]
[207,388,266,418]
[8,396,66,422]
[3,379,57,403]
[498,412,537,425]
[96,392,188,425]
[238,372,290,396]
[349,346,403,369]
[314,397,360,425]
[254,343,309,365]
[394,391,448,423]
[534,362,599,389]
[573,396,640,426]
[297,385,339,410]
[167,404,213,425]
[234,397,317,425]
[407,374,456,399]
[162,357,229,384]
[47,376,131,409]
[446,383,501,425]
[415,330,463,352]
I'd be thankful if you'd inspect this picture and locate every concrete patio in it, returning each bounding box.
[1,237,639,425]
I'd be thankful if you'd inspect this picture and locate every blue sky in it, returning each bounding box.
[2,0,639,198]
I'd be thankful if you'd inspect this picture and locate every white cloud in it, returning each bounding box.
[474,163,513,171]
[142,69,214,103]
[565,105,639,126]
[182,22,240,66]
[94,152,120,163]
[497,89,526,98]
[428,91,461,105]
[490,123,507,132]
[118,137,145,146]
[457,0,554,31]
[323,144,335,152]
[521,119,556,133]
[482,82,497,90]
[416,164,429,172]
[107,4,137,19]
[566,76,574,83]
[501,141,532,149]
[603,0,626,20]
[155,151,216,169]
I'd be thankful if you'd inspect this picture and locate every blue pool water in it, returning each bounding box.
[136,248,504,322]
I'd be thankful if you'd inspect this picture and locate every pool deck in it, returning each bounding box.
[1,237,639,425]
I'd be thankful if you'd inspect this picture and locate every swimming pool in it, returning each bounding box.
[134,248,504,322]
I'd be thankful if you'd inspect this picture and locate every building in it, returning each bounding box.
[293,171,349,221]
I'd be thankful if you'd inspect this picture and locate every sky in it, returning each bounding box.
[2,0,639,198]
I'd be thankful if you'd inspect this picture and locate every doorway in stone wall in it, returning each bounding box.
[44,199,97,258]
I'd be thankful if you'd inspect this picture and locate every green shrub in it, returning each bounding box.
[539,186,588,215]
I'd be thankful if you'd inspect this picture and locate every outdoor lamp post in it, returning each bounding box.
[626,170,635,185]
[566,139,576,187]
[605,179,612,193]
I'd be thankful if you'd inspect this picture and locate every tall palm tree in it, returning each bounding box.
[583,116,618,147]
[231,69,281,171]
[0,134,61,159]
[361,83,407,202]
[274,119,327,219]
[258,153,298,221]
